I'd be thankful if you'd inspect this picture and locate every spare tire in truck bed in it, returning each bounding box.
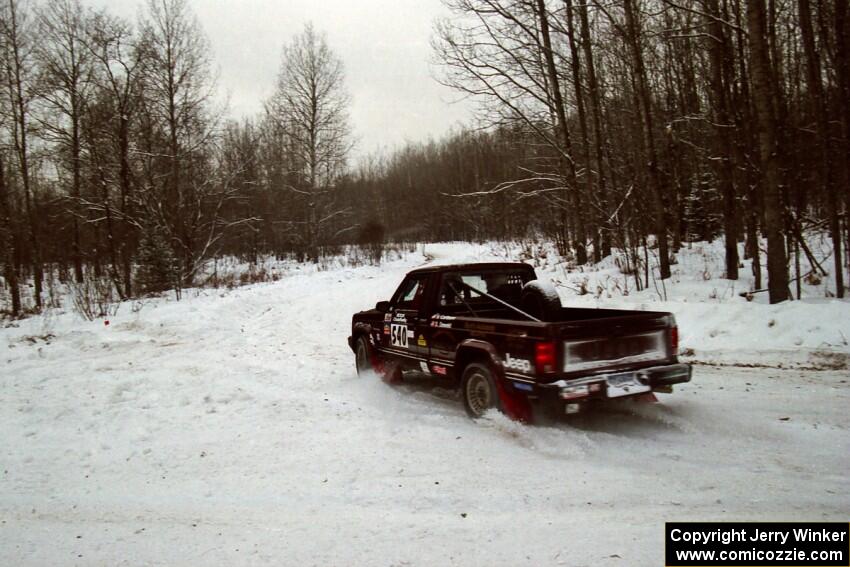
[520,279,562,321]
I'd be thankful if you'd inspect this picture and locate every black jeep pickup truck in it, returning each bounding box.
[348,262,691,420]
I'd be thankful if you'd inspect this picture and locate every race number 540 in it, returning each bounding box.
[391,324,408,348]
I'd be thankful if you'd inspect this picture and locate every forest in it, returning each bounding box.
[1,0,848,318]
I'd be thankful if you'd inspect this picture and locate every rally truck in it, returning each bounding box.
[348,262,691,421]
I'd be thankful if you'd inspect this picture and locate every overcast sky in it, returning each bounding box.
[88,0,475,161]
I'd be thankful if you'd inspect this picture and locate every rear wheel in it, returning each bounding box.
[461,362,499,418]
[354,335,402,384]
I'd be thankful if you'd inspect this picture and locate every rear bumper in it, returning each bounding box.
[524,362,692,402]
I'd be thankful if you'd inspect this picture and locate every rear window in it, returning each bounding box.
[440,267,532,310]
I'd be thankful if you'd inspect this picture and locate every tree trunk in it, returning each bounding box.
[746,0,789,303]
[71,91,84,283]
[622,0,670,279]
[6,1,43,309]
[536,0,586,265]
[799,0,842,296]
[729,0,762,288]
[564,0,594,263]
[118,114,133,298]
[706,0,739,279]
[0,155,21,316]
[833,0,850,287]
[577,0,610,258]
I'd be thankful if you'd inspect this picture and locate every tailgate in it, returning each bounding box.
[555,311,673,373]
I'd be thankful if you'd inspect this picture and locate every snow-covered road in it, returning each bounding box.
[2,250,849,566]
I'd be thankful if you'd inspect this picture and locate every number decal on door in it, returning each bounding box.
[390,323,408,348]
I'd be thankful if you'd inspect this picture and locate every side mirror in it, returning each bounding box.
[375,300,390,312]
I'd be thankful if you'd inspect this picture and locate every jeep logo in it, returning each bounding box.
[504,353,532,373]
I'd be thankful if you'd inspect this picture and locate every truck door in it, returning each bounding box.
[385,273,434,369]
[427,273,465,373]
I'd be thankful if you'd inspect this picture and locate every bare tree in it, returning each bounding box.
[137,0,218,285]
[618,0,671,279]
[798,0,841,297]
[704,0,738,280]
[83,10,145,296]
[535,0,586,264]
[0,152,20,315]
[2,0,847,317]
[266,23,351,262]
[34,0,94,284]
[0,0,42,309]
[746,0,789,303]
[433,0,587,259]
[836,0,850,279]
[576,0,611,258]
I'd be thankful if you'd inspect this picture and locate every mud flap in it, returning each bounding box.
[371,354,402,385]
[495,377,533,423]
[370,351,384,374]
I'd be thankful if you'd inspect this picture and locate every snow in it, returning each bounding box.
[2,241,849,565]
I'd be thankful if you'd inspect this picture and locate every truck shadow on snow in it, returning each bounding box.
[389,372,695,439]
[553,400,697,438]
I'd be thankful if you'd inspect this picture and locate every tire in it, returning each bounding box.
[355,335,402,384]
[354,336,373,376]
[520,279,562,321]
[461,362,500,418]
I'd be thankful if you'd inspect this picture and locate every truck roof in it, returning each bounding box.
[407,262,533,275]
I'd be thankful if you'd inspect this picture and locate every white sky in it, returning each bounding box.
[88,0,475,161]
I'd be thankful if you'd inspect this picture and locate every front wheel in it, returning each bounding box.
[461,362,500,418]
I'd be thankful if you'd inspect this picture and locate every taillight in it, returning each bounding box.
[535,341,557,374]
[670,326,679,355]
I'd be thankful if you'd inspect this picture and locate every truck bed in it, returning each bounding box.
[444,306,674,380]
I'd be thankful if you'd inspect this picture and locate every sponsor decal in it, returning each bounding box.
[431,364,447,375]
[417,335,427,347]
[383,324,390,335]
[384,313,392,322]
[393,312,407,322]
[419,361,429,372]
[504,353,532,373]
[431,314,456,321]
[430,314,456,328]
[390,323,408,348]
